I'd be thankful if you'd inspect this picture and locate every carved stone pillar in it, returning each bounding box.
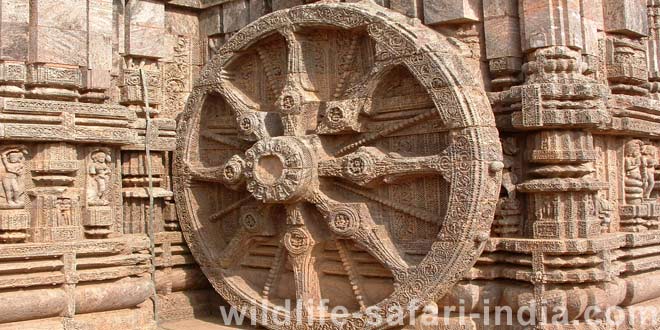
[28,142,83,242]
[483,0,523,91]
[604,0,649,96]
[120,0,164,109]
[513,46,609,240]
[0,0,29,97]
[121,150,170,234]
[648,0,660,98]
[27,0,90,100]
[82,0,113,102]
[509,0,611,322]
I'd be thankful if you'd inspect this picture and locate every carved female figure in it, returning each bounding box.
[642,144,658,199]
[0,147,28,207]
[55,198,72,226]
[88,150,112,206]
[625,140,644,205]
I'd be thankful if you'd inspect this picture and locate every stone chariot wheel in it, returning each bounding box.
[174,2,503,329]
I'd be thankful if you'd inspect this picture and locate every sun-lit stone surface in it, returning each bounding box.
[0,0,659,329]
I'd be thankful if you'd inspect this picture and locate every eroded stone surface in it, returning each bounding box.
[174,3,501,330]
[3,0,660,329]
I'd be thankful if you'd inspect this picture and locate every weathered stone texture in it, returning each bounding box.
[222,0,248,33]
[0,0,29,61]
[604,0,648,36]
[3,0,660,329]
[424,0,480,25]
[125,0,165,58]
[520,0,583,50]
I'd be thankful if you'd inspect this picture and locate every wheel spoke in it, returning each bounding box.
[187,155,247,190]
[218,206,274,268]
[262,243,286,298]
[306,191,409,281]
[336,239,367,311]
[319,146,451,186]
[332,182,436,224]
[335,110,438,156]
[201,131,251,149]
[275,28,321,136]
[283,204,322,313]
[217,81,270,140]
[317,60,395,135]
[218,227,254,268]
[209,195,252,223]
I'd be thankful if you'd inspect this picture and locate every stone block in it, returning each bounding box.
[0,0,29,23]
[88,0,113,33]
[520,0,582,51]
[581,0,604,29]
[27,64,82,87]
[222,0,249,33]
[0,0,29,61]
[120,69,162,104]
[126,0,164,28]
[31,0,87,30]
[249,0,270,22]
[126,25,165,58]
[483,0,517,18]
[604,0,648,37]
[166,7,199,37]
[0,210,29,230]
[390,0,421,18]
[200,5,222,37]
[488,57,523,75]
[125,0,165,58]
[0,61,27,82]
[87,0,112,85]
[0,23,29,61]
[649,40,660,79]
[30,26,87,66]
[83,67,112,90]
[484,16,521,59]
[83,206,114,227]
[582,16,600,57]
[271,0,304,11]
[424,0,480,25]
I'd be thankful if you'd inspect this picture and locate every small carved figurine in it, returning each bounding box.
[596,195,613,233]
[624,140,644,205]
[642,144,658,199]
[88,150,112,206]
[0,147,28,207]
[55,198,72,227]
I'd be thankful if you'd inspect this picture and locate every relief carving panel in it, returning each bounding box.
[174,2,502,329]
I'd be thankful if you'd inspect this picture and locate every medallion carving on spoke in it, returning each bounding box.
[174,2,503,330]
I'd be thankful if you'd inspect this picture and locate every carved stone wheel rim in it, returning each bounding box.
[174,2,503,329]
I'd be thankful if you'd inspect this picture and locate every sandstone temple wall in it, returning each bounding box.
[1,0,660,329]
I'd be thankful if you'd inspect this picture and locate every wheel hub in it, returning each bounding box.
[244,136,315,203]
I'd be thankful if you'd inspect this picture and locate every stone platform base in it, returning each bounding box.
[159,317,258,330]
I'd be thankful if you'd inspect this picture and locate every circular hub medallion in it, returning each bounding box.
[244,137,313,203]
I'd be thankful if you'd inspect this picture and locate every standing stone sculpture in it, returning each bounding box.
[625,139,644,205]
[642,143,658,199]
[174,2,502,329]
[0,147,27,208]
[88,149,112,206]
